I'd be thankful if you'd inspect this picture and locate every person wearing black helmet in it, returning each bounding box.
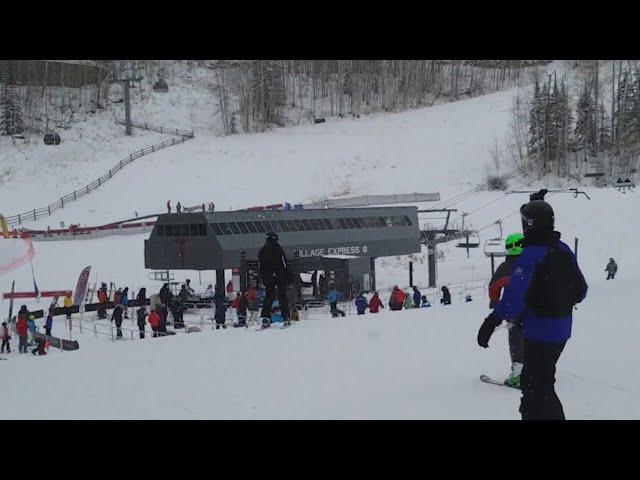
[258,232,292,328]
[477,199,588,420]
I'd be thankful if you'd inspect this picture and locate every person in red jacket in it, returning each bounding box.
[97,287,108,319]
[368,292,384,313]
[389,286,405,311]
[487,232,525,389]
[16,314,29,353]
[148,309,160,338]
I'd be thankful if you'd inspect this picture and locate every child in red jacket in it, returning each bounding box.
[368,292,384,313]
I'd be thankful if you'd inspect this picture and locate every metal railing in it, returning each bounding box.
[115,117,194,138]
[4,119,194,228]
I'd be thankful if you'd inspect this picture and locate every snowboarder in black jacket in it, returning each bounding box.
[136,307,148,339]
[605,258,618,280]
[440,286,451,305]
[258,232,292,327]
[111,305,124,338]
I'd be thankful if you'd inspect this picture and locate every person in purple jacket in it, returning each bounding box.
[411,286,421,308]
[477,199,588,420]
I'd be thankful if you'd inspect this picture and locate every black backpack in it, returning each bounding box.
[524,245,586,317]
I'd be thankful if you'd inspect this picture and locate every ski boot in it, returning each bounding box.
[261,318,271,329]
[504,362,523,389]
[504,374,521,389]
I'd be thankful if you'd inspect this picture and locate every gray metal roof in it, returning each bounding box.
[145,206,421,270]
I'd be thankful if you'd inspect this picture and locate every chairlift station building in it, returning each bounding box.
[144,206,422,293]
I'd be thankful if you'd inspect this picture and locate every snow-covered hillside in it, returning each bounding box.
[2,86,517,228]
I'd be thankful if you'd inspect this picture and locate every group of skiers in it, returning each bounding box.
[166,200,215,214]
[352,286,433,316]
[479,191,588,420]
[1,305,51,356]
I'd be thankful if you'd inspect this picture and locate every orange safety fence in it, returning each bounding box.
[0,238,35,276]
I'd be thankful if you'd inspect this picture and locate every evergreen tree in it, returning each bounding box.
[556,79,573,164]
[574,84,597,157]
[0,63,25,136]
[528,79,544,162]
[597,102,612,151]
[613,68,637,149]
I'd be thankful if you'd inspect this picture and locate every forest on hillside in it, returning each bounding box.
[0,59,547,137]
[501,60,640,186]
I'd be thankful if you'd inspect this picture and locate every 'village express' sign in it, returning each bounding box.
[296,245,368,257]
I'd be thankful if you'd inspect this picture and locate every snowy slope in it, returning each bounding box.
[0,117,169,216]
[1,274,637,420]
[2,86,517,229]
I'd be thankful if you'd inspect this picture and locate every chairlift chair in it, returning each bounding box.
[43,132,61,145]
[614,177,636,193]
[456,231,480,249]
[153,79,169,93]
[484,238,507,258]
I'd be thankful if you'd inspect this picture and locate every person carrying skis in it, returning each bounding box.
[487,232,525,388]
[477,199,588,420]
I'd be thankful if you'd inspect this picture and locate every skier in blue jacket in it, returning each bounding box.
[121,287,129,319]
[327,285,345,317]
[354,292,368,315]
[477,198,588,420]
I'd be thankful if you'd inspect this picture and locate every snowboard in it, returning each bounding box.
[480,374,520,389]
[255,322,291,331]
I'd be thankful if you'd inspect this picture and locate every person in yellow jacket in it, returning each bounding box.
[64,291,73,319]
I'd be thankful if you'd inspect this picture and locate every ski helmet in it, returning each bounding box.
[520,200,554,233]
[505,232,524,256]
[266,232,279,242]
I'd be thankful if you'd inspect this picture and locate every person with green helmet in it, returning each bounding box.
[487,232,525,388]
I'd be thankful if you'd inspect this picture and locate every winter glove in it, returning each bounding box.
[477,313,502,348]
[489,300,497,309]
